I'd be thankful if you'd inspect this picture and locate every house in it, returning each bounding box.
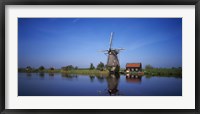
[126,63,142,72]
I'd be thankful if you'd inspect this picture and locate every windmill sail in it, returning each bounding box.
[109,32,113,50]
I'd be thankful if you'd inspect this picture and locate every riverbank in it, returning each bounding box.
[122,68,182,77]
[19,68,182,77]
[19,69,110,76]
[143,68,182,77]
[61,69,109,76]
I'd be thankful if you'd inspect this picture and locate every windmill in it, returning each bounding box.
[99,32,124,73]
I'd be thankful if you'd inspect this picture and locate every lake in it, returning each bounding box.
[18,73,182,96]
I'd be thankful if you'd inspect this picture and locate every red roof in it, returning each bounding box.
[126,63,141,68]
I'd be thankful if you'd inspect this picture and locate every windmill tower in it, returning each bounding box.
[99,32,124,73]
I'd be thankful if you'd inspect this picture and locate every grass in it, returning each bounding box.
[143,68,182,77]
[18,69,110,76]
[60,69,109,76]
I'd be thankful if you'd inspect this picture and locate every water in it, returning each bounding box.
[18,73,182,96]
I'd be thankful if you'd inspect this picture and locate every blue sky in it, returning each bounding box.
[18,18,182,69]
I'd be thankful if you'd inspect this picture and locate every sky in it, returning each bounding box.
[18,18,182,69]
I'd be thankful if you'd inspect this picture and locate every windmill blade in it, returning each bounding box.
[97,50,108,52]
[115,48,125,51]
[104,53,108,56]
[109,32,114,49]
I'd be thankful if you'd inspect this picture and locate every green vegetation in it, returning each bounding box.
[89,63,95,70]
[38,66,45,72]
[114,65,120,72]
[143,64,182,77]
[96,62,104,71]
[145,64,154,69]
[62,65,75,71]
[144,68,182,76]
[18,63,109,76]
[61,69,109,76]
[18,64,182,77]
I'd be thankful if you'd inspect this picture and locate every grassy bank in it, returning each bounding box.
[18,69,110,76]
[19,68,182,77]
[60,69,109,76]
[143,68,182,76]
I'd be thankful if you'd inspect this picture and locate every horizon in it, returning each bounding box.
[18,18,182,69]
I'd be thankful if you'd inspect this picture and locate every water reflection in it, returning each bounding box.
[39,72,45,77]
[18,73,182,96]
[89,75,95,82]
[126,74,142,84]
[26,73,32,77]
[49,73,54,76]
[144,75,182,79]
[96,76,106,83]
[106,73,120,96]
[61,73,78,80]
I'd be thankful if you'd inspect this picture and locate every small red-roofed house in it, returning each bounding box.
[126,63,142,72]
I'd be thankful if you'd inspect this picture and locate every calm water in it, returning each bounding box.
[18,73,182,96]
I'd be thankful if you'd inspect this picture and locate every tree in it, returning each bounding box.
[145,64,153,70]
[26,66,32,72]
[62,65,74,71]
[105,65,111,71]
[114,65,120,73]
[50,67,55,71]
[75,66,78,70]
[39,66,45,71]
[96,62,104,71]
[90,63,95,70]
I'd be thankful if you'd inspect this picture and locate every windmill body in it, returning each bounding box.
[107,50,119,67]
[99,32,124,73]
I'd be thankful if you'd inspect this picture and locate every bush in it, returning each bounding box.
[145,64,153,70]
[89,63,95,70]
[96,62,104,71]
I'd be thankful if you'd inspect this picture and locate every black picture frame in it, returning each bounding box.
[0,0,199,114]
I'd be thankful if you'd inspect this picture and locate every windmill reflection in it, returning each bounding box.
[106,73,120,96]
[126,74,142,83]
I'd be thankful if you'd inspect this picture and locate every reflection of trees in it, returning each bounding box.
[96,76,105,83]
[26,73,32,76]
[49,73,54,76]
[145,75,152,79]
[144,75,182,79]
[61,73,78,79]
[89,75,95,82]
[126,74,142,83]
[39,73,45,77]
[106,73,120,96]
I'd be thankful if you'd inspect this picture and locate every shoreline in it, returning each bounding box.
[18,69,182,77]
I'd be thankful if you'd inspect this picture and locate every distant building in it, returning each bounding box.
[126,63,142,72]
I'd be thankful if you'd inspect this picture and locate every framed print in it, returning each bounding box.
[0,0,200,114]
